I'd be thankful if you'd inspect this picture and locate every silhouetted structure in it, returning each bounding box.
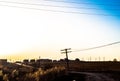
[30,59,35,63]
[0,59,7,64]
[39,59,52,64]
[23,59,29,64]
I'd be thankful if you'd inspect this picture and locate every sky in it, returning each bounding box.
[0,0,120,61]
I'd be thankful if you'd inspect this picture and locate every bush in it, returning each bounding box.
[24,66,66,81]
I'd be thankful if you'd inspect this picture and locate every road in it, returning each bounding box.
[69,71,117,81]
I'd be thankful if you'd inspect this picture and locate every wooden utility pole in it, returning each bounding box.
[61,48,71,72]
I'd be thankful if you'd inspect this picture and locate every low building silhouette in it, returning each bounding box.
[0,59,7,64]
[30,59,35,63]
[23,59,29,64]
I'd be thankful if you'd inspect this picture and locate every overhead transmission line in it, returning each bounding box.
[0,1,119,11]
[72,41,120,52]
[44,0,120,6]
[0,1,120,16]
[61,41,120,69]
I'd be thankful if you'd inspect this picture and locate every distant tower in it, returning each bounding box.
[39,56,41,66]
[103,57,105,61]
[95,58,97,61]
[82,58,84,61]
[99,57,101,61]
[90,57,91,61]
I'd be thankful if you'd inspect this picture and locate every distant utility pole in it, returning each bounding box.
[61,48,71,72]
[39,56,41,66]
[99,57,101,61]
[90,56,91,61]
[103,57,105,61]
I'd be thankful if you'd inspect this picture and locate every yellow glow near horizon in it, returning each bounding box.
[0,0,120,61]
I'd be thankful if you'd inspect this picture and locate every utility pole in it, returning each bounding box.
[90,56,91,61]
[39,56,41,67]
[99,56,101,61]
[61,48,71,72]
[103,57,105,61]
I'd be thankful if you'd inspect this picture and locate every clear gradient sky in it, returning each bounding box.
[0,0,120,61]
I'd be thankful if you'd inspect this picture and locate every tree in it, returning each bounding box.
[75,58,80,62]
[113,58,117,62]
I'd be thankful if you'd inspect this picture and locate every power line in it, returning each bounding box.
[0,4,119,17]
[0,1,119,11]
[44,0,120,6]
[72,41,120,52]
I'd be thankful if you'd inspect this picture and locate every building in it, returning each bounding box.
[39,59,52,64]
[0,59,7,64]
[30,59,35,63]
[23,59,29,64]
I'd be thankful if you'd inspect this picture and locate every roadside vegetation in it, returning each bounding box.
[0,62,66,81]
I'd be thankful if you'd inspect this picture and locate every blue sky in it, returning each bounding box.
[68,0,120,38]
[0,0,120,61]
[68,0,120,19]
[90,0,120,19]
